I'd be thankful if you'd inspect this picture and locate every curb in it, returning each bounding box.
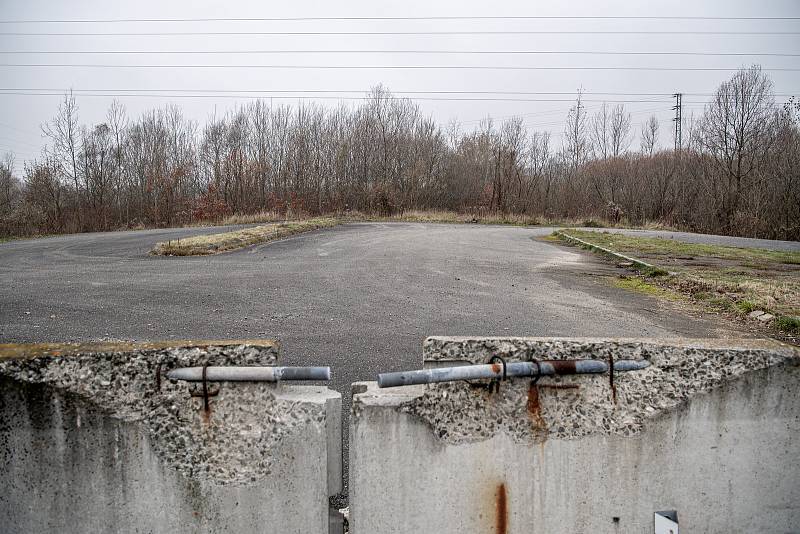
[555,230,657,272]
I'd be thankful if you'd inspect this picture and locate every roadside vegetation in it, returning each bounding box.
[557,229,800,339]
[2,67,798,242]
[151,217,337,256]
[216,209,585,227]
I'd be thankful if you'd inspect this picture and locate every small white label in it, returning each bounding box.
[654,512,679,534]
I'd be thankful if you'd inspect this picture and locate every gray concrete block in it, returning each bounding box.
[0,341,341,534]
[351,338,800,534]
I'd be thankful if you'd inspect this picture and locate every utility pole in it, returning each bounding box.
[672,93,683,152]
[570,88,584,169]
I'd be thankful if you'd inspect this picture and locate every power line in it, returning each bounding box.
[3,88,796,97]
[0,145,38,157]
[2,49,798,57]
[4,90,771,107]
[2,64,798,71]
[459,105,671,126]
[1,15,798,23]
[0,121,42,136]
[3,30,799,36]
[0,134,42,148]
[0,90,677,103]
[0,88,687,95]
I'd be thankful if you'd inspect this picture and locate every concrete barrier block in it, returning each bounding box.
[0,341,341,534]
[351,338,800,533]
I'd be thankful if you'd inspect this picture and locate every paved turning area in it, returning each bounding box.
[1,222,753,499]
[1,223,741,364]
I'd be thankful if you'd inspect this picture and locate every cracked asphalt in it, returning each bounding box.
[1,221,745,501]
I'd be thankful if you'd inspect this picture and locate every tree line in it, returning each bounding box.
[1,66,798,240]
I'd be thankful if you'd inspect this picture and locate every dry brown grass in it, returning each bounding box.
[170,208,683,234]
[341,209,657,228]
[151,217,338,256]
[217,211,287,225]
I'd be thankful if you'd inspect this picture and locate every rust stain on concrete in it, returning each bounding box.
[527,384,546,428]
[495,482,508,534]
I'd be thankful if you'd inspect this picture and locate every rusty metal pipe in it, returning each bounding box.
[377,359,649,388]
[166,366,331,382]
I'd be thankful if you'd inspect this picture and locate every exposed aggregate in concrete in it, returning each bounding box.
[398,338,799,445]
[0,344,327,485]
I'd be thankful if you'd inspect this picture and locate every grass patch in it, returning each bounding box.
[347,209,543,226]
[736,300,757,313]
[706,295,735,311]
[562,229,800,266]
[151,217,338,256]
[611,276,684,301]
[641,266,670,277]
[218,210,286,226]
[776,316,800,335]
[0,233,56,243]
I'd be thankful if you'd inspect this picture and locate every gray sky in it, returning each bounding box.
[1,0,799,176]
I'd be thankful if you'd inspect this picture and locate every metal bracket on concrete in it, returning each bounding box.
[187,365,220,412]
[377,359,650,388]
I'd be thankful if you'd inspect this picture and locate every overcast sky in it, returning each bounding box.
[1,0,799,175]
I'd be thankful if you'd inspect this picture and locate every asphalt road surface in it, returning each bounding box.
[1,222,740,363]
[0,222,755,501]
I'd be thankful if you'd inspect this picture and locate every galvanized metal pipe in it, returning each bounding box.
[166,366,331,382]
[377,359,649,388]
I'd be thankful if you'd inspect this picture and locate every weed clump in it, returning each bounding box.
[736,300,757,313]
[775,316,800,334]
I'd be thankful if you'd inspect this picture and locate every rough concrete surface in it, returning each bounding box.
[410,337,798,443]
[350,338,800,534]
[0,342,341,534]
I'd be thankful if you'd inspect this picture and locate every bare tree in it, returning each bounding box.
[591,103,611,160]
[528,132,553,214]
[640,115,660,155]
[107,101,128,222]
[0,153,20,217]
[24,157,65,232]
[42,91,82,227]
[609,104,632,156]
[498,118,526,213]
[700,65,777,230]
[564,90,589,169]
